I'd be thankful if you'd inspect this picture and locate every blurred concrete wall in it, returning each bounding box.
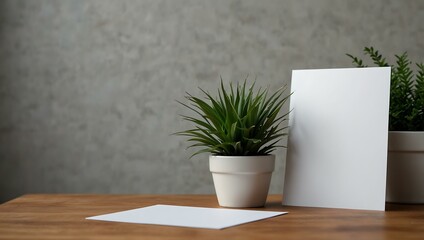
[1,0,423,202]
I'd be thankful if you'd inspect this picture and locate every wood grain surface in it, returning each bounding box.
[0,194,423,240]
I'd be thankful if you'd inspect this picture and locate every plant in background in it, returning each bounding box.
[347,47,424,131]
[175,79,290,157]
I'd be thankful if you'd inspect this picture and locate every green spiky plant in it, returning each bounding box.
[347,47,424,131]
[175,79,290,157]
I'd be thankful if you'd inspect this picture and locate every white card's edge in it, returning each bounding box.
[291,66,391,72]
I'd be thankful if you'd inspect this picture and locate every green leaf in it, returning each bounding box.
[347,47,424,131]
[174,78,291,158]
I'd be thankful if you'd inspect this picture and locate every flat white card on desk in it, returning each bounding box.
[86,204,287,230]
[283,67,391,211]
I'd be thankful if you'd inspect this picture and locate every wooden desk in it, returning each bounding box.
[0,194,423,239]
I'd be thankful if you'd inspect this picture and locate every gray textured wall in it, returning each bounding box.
[1,0,423,203]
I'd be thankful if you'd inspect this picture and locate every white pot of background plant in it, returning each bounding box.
[386,131,424,203]
[210,155,275,208]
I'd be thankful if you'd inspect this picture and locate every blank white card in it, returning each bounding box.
[87,204,287,229]
[283,67,391,211]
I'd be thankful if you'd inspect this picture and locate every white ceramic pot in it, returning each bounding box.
[209,155,275,208]
[386,131,424,203]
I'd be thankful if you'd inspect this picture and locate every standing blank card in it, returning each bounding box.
[283,67,391,211]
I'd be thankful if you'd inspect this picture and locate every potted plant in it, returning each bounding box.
[347,47,424,203]
[175,79,290,207]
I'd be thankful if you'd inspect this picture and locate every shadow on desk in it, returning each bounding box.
[269,195,424,212]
